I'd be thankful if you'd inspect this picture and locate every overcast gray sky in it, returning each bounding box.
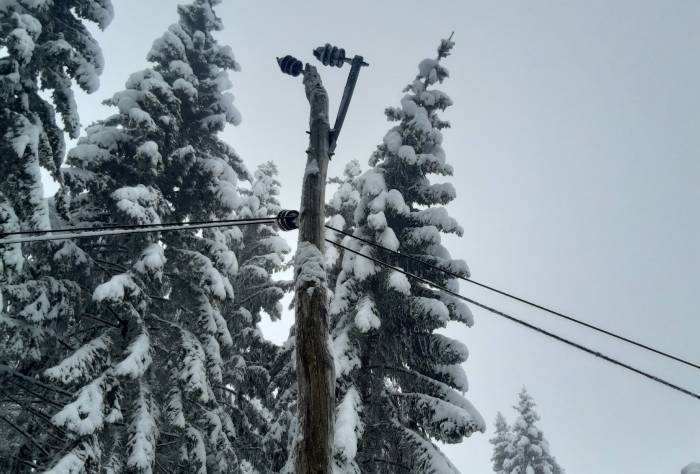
[49,0,699,472]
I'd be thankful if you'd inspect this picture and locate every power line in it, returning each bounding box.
[326,238,700,402]
[326,225,700,372]
[0,218,275,245]
[1,217,276,238]
[0,210,301,245]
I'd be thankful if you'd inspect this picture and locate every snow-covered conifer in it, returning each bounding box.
[223,161,291,471]
[502,388,564,474]
[683,463,700,474]
[45,0,254,471]
[0,1,112,469]
[490,412,513,473]
[325,159,362,289]
[328,36,484,473]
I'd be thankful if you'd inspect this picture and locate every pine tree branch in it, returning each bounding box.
[0,365,74,397]
[361,457,412,472]
[0,414,51,457]
[0,389,68,439]
[10,455,43,471]
[7,378,64,409]
[81,312,120,328]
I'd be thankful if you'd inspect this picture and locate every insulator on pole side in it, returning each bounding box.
[277,55,304,77]
[313,43,346,67]
[276,210,300,231]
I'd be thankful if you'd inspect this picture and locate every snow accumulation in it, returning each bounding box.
[352,245,378,281]
[398,144,417,164]
[334,387,363,459]
[126,387,158,471]
[332,328,360,376]
[383,129,403,153]
[44,334,111,384]
[134,243,166,277]
[388,270,411,294]
[410,107,433,133]
[294,241,326,294]
[180,331,211,402]
[128,107,157,130]
[112,185,162,224]
[9,27,34,63]
[52,376,109,435]
[400,96,419,117]
[366,211,387,230]
[361,169,386,197]
[354,296,380,332]
[413,296,449,323]
[43,444,93,474]
[433,364,469,392]
[93,273,141,302]
[418,58,439,78]
[114,332,152,378]
[377,226,400,251]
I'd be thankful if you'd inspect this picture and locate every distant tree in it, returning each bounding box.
[328,36,484,473]
[683,463,700,474]
[0,0,113,470]
[490,411,514,473]
[502,388,564,474]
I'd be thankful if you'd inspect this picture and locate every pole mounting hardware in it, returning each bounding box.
[276,209,300,231]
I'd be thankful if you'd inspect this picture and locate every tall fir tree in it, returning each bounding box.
[224,161,291,472]
[490,412,514,474]
[328,36,485,473]
[0,0,113,471]
[37,1,285,472]
[502,388,564,474]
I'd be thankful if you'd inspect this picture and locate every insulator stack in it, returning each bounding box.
[276,209,300,231]
[313,43,346,67]
[277,55,304,77]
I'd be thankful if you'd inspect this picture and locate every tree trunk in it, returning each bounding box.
[294,63,335,474]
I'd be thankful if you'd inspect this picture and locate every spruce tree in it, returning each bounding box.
[490,412,513,473]
[503,388,564,474]
[683,463,700,474]
[224,161,291,471]
[329,36,484,473]
[0,1,113,470]
[41,1,270,472]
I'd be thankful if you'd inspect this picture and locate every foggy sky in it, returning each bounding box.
[46,1,700,472]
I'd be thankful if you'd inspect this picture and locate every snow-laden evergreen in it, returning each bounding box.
[683,463,700,474]
[224,161,291,471]
[325,159,362,290]
[328,36,484,473]
[500,388,564,474]
[0,1,112,470]
[39,1,272,471]
[490,412,514,474]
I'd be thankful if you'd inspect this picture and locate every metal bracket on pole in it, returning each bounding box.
[329,55,368,155]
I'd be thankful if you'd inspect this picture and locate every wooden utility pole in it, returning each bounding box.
[294,62,335,474]
[278,44,366,474]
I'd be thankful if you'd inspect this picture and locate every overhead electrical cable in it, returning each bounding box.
[0,210,300,245]
[326,224,700,372]
[325,238,700,402]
